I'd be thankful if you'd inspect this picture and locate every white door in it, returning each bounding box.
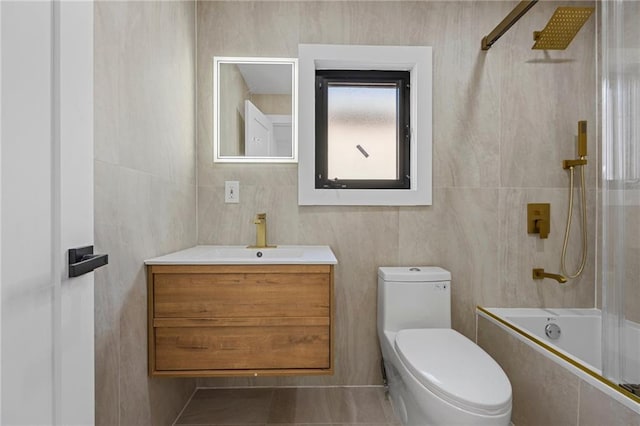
[245,100,273,157]
[266,114,293,157]
[1,1,96,425]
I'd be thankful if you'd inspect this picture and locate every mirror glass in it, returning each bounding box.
[213,57,297,163]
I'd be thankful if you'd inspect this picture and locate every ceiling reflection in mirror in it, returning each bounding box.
[213,57,297,163]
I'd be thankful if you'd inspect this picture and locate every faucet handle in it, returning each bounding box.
[535,218,549,239]
[254,213,266,224]
[527,203,550,239]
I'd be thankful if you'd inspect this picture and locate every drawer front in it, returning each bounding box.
[155,326,330,370]
[154,273,330,318]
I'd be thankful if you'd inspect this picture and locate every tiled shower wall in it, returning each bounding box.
[196,1,597,388]
[94,1,197,425]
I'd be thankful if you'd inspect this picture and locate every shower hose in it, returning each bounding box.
[561,164,588,279]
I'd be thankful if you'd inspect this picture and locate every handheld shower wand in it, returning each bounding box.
[561,121,588,279]
[577,120,587,158]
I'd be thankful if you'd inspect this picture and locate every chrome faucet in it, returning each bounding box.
[532,268,567,284]
[248,213,275,248]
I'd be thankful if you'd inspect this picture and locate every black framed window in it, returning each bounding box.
[315,70,410,189]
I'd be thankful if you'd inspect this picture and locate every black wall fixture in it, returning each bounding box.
[68,245,108,278]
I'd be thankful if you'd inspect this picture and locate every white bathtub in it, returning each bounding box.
[477,307,640,414]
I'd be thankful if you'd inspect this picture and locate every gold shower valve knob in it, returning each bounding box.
[527,203,550,239]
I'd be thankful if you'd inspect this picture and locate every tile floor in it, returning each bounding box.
[174,386,401,426]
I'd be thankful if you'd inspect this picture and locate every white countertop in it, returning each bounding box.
[144,245,338,265]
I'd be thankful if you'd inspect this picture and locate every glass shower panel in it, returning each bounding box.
[601,0,640,392]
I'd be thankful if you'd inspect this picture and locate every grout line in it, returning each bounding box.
[266,387,275,425]
[475,307,479,343]
[576,379,582,425]
[172,386,199,426]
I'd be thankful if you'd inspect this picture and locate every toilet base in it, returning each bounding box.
[385,358,511,426]
[380,332,511,426]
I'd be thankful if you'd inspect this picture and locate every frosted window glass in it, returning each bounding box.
[326,84,398,180]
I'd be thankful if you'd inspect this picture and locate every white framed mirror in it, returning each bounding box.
[213,57,298,163]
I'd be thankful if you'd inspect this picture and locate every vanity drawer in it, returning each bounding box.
[154,325,330,371]
[147,263,335,377]
[154,273,330,318]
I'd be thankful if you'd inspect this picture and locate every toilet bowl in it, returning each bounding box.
[377,267,512,425]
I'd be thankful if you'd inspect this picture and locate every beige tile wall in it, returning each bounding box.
[624,207,640,324]
[602,205,640,325]
[94,1,197,425]
[579,381,640,426]
[197,0,597,388]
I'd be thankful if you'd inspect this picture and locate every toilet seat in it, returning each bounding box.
[394,328,512,417]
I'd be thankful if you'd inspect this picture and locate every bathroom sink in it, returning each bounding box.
[144,245,337,265]
[210,247,304,260]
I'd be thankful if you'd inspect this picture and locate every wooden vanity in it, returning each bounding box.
[145,246,336,377]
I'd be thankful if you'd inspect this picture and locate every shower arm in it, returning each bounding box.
[481,0,538,50]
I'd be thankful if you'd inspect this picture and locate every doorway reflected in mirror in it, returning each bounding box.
[214,57,297,163]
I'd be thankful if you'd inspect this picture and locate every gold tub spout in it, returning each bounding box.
[532,268,567,284]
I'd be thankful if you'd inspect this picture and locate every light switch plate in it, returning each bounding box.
[225,181,239,203]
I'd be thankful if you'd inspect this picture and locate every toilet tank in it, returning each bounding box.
[377,267,452,333]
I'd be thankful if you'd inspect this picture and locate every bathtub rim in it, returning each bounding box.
[476,306,640,413]
[487,307,602,374]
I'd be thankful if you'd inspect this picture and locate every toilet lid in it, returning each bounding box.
[394,329,512,416]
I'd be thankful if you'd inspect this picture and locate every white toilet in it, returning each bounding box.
[377,266,512,426]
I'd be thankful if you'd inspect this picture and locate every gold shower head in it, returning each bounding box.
[532,6,594,50]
